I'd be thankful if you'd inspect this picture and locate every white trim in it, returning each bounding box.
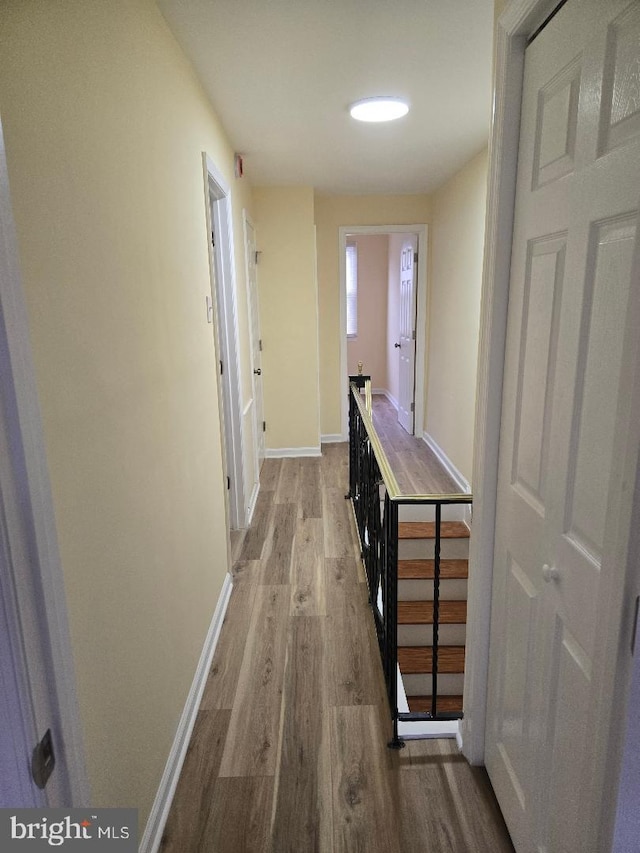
[240,395,258,526]
[265,446,322,459]
[320,434,345,444]
[140,573,233,853]
[422,433,471,494]
[0,119,90,805]
[339,237,347,441]
[246,481,260,526]
[203,154,247,531]
[461,0,547,768]
[339,224,428,442]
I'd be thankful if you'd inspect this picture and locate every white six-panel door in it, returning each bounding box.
[486,0,640,850]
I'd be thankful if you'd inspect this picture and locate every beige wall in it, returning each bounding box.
[425,148,489,484]
[315,194,431,436]
[253,187,320,451]
[346,235,389,389]
[0,0,254,827]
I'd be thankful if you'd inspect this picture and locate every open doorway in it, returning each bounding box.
[203,155,247,532]
[339,225,428,440]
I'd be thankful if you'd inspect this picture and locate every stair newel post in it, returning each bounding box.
[431,502,442,720]
[386,496,404,749]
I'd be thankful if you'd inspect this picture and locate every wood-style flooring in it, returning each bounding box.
[372,395,465,495]
[160,444,513,853]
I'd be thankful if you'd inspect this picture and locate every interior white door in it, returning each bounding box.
[486,1,640,851]
[397,235,417,433]
[245,216,264,474]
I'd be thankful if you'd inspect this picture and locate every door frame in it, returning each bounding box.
[242,208,262,522]
[0,119,89,805]
[202,154,247,530]
[338,224,428,440]
[465,1,640,846]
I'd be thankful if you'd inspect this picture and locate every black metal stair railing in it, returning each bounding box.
[346,377,473,748]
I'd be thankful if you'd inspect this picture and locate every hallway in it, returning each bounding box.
[371,395,467,495]
[160,445,513,852]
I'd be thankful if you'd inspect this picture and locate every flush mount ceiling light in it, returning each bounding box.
[349,97,409,123]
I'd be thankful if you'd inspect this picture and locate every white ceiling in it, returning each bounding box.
[157,0,494,195]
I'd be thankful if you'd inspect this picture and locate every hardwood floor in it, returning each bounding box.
[371,395,464,495]
[160,445,513,853]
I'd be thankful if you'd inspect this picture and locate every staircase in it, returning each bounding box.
[348,377,472,741]
[396,516,470,715]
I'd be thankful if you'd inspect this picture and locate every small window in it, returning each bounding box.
[346,242,358,338]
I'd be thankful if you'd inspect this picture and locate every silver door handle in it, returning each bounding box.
[542,564,559,583]
[253,368,262,376]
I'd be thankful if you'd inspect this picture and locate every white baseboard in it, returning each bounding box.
[374,389,398,410]
[422,433,471,493]
[247,482,260,525]
[264,446,322,458]
[320,433,346,444]
[139,572,233,853]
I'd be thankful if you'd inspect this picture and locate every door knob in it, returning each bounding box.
[253,368,262,376]
[394,342,401,348]
[542,564,559,583]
